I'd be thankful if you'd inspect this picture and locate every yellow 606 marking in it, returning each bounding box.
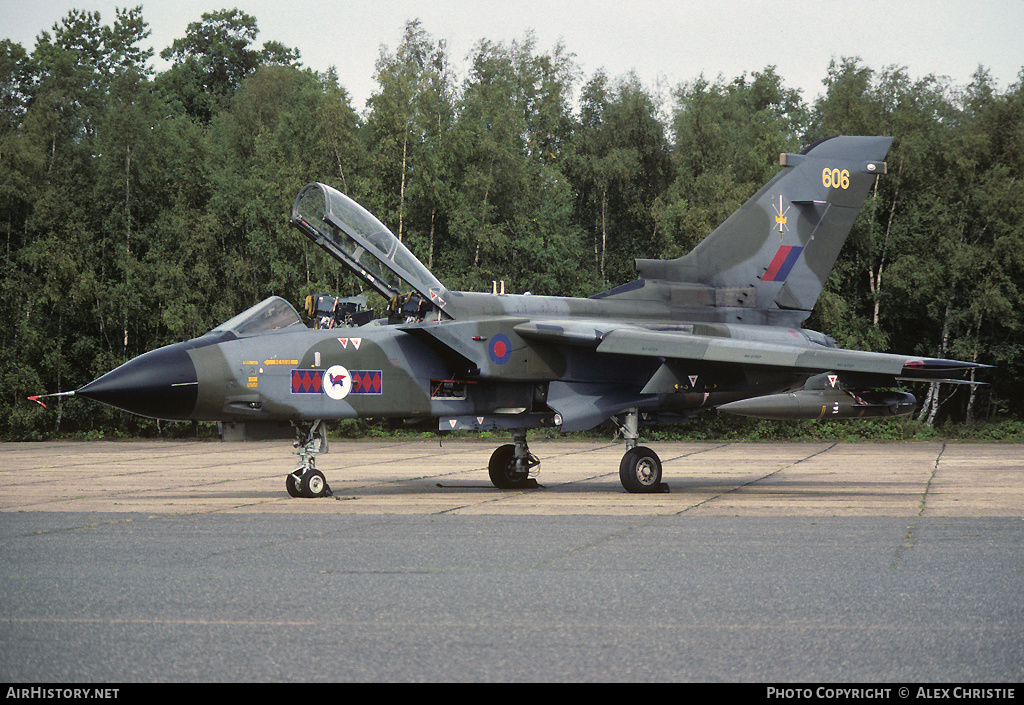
[822,167,850,189]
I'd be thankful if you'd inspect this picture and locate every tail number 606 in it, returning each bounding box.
[822,168,850,189]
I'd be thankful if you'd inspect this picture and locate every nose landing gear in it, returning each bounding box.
[287,420,333,498]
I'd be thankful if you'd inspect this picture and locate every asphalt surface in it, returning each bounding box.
[1,438,1022,683]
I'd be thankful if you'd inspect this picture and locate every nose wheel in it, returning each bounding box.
[287,420,332,498]
[286,466,331,498]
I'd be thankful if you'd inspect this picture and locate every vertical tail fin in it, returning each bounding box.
[636,135,893,320]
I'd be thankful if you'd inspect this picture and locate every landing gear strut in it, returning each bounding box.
[287,419,332,498]
[615,408,667,494]
[488,431,540,489]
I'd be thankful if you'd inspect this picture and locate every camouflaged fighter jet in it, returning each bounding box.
[52,135,986,496]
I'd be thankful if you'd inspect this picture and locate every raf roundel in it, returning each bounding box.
[489,333,512,365]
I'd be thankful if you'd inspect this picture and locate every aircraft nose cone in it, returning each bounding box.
[76,343,198,420]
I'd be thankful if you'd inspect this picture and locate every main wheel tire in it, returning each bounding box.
[286,473,303,498]
[488,444,531,489]
[619,446,663,493]
[301,469,329,498]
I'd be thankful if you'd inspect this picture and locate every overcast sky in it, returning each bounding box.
[4,0,1022,114]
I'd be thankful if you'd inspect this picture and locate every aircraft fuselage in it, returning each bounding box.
[81,294,816,432]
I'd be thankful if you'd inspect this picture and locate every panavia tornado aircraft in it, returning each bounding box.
[46,135,985,496]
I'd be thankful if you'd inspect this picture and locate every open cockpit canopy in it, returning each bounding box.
[290,183,446,311]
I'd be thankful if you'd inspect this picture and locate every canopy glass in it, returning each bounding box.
[291,182,444,304]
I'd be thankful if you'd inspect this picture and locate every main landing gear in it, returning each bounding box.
[486,409,669,493]
[488,431,541,489]
[287,420,333,498]
[619,446,665,493]
[614,407,668,494]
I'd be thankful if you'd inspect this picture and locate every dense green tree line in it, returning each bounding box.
[2,8,1022,439]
